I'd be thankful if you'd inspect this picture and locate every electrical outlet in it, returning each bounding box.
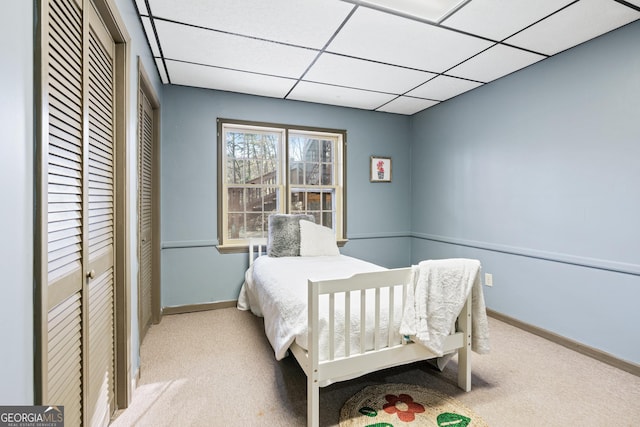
[484,273,493,287]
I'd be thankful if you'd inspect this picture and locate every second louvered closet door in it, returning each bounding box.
[86,4,116,426]
[138,90,154,342]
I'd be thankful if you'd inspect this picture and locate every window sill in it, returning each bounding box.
[216,244,252,254]
[217,239,349,254]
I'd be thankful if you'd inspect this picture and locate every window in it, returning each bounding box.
[217,119,346,250]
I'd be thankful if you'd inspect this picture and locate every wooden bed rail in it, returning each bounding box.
[311,268,412,359]
[303,268,473,427]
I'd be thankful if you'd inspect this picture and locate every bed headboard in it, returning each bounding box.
[249,238,267,265]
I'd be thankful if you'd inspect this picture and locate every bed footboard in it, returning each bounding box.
[302,268,472,427]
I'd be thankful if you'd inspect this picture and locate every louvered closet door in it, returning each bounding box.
[45,0,85,425]
[86,4,116,426]
[139,90,154,341]
[42,1,116,425]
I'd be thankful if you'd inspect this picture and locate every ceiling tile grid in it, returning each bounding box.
[146,0,355,48]
[288,81,399,110]
[325,6,495,73]
[303,53,438,94]
[135,0,640,115]
[447,44,547,82]
[407,75,484,101]
[154,20,319,79]
[166,60,298,98]
[505,0,640,56]
[441,0,578,41]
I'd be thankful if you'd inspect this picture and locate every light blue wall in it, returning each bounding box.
[409,21,640,364]
[1,0,33,404]
[161,86,412,307]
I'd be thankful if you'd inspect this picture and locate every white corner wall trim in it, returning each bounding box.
[413,233,640,276]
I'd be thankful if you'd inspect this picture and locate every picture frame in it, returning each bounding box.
[370,156,392,182]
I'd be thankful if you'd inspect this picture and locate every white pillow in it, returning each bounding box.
[299,220,340,256]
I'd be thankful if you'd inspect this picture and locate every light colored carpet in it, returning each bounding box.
[111,307,640,426]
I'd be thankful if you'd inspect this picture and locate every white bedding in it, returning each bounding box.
[237,255,407,361]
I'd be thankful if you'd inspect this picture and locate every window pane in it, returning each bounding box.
[226,132,246,158]
[226,159,242,184]
[305,162,319,185]
[226,130,280,184]
[228,188,245,212]
[305,139,319,161]
[245,159,262,183]
[263,187,279,212]
[290,134,325,186]
[322,192,333,210]
[227,213,243,239]
[245,212,265,238]
[289,136,305,162]
[321,140,333,162]
[227,212,268,240]
[290,191,304,212]
[246,187,262,212]
[261,159,277,185]
[290,162,303,185]
[321,163,332,185]
[307,192,321,211]
[322,212,333,228]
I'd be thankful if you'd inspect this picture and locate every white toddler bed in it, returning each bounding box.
[238,239,488,427]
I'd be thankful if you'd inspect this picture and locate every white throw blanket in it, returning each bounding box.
[400,258,490,357]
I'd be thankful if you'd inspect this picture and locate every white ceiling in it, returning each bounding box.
[135,0,640,115]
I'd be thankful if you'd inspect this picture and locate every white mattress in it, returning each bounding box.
[238,255,406,361]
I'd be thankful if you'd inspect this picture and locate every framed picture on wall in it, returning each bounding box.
[370,156,391,182]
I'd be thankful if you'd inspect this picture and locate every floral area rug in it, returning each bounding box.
[339,383,488,427]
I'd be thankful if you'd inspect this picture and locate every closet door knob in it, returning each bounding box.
[87,270,96,279]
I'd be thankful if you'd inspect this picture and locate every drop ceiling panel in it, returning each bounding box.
[443,0,576,41]
[155,20,318,79]
[505,0,640,55]
[147,0,354,49]
[407,75,483,101]
[377,97,440,115]
[303,53,437,94]
[288,81,397,110]
[167,60,296,98]
[448,44,546,82]
[141,17,160,57]
[327,7,493,72]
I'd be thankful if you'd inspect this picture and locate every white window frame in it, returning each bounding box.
[217,119,346,252]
